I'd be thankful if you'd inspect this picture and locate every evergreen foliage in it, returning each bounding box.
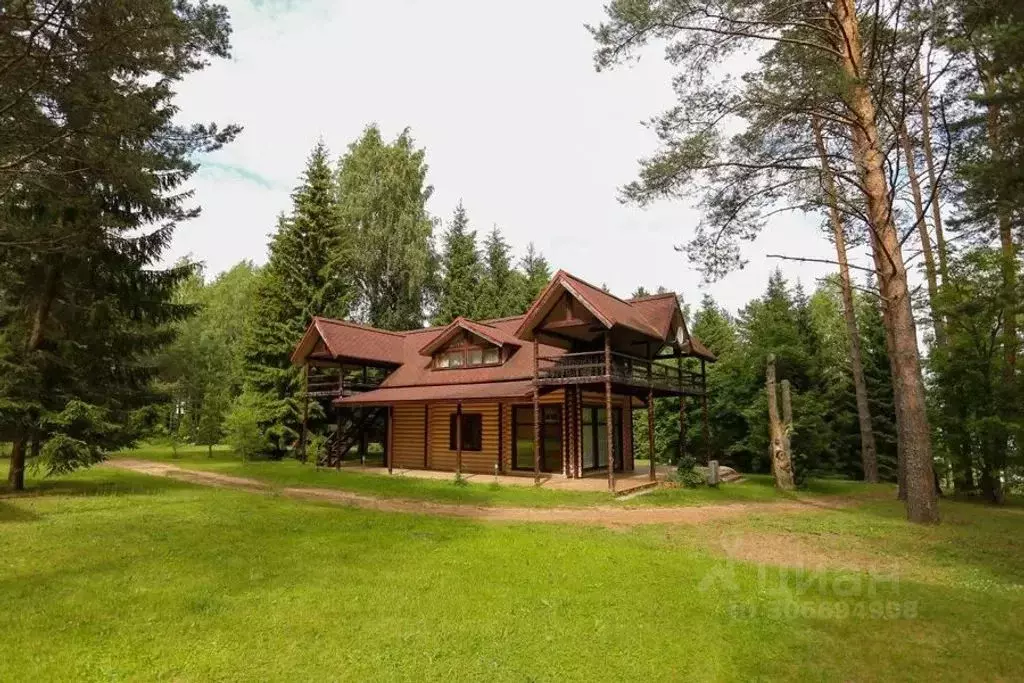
[241,142,352,456]
[432,202,482,325]
[475,226,525,319]
[0,0,239,488]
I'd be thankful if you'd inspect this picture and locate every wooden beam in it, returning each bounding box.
[497,402,504,474]
[456,401,463,477]
[423,404,429,469]
[386,406,393,474]
[533,339,541,485]
[300,363,310,462]
[605,331,615,494]
[701,359,710,464]
[648,387,656,482]
[678,356,685,464]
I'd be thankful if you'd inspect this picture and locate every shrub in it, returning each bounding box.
[673,453,705,489]
[224,392,268,460]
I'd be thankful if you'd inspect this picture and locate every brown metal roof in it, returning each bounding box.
[335,380,535,405]
[291,270,715,403]
[291,317,405,366]
[417,317,522,356]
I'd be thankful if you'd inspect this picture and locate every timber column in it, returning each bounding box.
[456,400,463,477]
[677,355,686,464]
[604,332,615,493]
[648,387,656,481]
[300,363,309,462]
[701,359,710,463]
[533,339,541,485]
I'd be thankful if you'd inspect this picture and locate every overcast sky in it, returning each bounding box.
[171,0,863,314]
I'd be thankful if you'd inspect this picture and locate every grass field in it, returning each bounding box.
[111,444,885,508]
[2,455,1022,681]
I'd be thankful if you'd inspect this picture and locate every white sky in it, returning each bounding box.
[170,0,866,314]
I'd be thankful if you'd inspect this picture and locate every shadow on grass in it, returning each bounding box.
[0,501,40,523]
[1,470,198,501]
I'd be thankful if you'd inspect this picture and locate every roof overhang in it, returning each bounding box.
[334,380,535,405]
[417,317,521,356]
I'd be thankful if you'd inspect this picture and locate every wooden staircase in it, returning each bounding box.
[319,407,387,468]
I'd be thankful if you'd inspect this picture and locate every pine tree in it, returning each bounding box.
[0,0,238,489]
[241,142,353,457]
[475,225,523,319]
[339,126,436,330]
[519,243,552,308]
[432,202,482,325]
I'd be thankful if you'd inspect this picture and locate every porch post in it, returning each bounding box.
[386,405,393,473]
[648,387,656,482]
[701,359,710,463]
[677,355,686,464]
[423,404,429,469]
[300,363,310,462]
[456,400,463,476]
[533,339,541,485]
[604,331,615,493]
[577,386,584,478]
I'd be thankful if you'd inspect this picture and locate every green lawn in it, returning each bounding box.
[111,444,894,508]
[1,464,1022,681]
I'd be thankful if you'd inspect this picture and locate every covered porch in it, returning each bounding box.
[332,460,671,495]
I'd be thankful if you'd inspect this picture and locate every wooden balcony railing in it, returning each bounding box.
[304,368,386,398]
[536,351,705,395]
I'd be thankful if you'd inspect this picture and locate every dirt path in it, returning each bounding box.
[105,459,847,527]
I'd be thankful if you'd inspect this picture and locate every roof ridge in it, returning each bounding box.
[314,316,407,338]
[561,271,633,305]
[629,292,678,302]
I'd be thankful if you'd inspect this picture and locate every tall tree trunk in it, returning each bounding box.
[832,0,938,523]
[7,436,26,491]
[811,115,880,483]
[766,354,795,490]
[918,58,950,282]
[899,123,946,347]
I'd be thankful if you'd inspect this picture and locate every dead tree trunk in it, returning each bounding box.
[766,355,795,490]
[811,114,880,483]
[832,0,938,523]
[780,379,794,472]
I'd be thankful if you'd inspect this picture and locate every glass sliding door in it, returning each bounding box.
[513,405,563,472]
[581,405,623,471]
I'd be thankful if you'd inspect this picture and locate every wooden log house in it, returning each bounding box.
[290,271,716,492]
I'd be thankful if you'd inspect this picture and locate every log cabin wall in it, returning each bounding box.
[388,389,635,475]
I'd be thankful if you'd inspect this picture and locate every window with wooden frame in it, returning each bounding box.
[433,341,503,369]
[449,413,483,451]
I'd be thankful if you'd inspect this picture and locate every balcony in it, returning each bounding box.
[537,351,705,395]
[304,367,387,399]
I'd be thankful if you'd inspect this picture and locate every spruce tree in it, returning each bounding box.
[432,202,482,325]
[339,126,436,330]
[241,142,353,457]
[475,225,523,319]
[519,243,552,308]
[0,0,238,489]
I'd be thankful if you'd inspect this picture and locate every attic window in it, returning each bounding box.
[434,345,502,369]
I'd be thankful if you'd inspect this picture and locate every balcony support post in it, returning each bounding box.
[604,332,615,493]
[533,339,541,485]
[677,355,685,464]
[701,359,710,463]
[300,362,309,462]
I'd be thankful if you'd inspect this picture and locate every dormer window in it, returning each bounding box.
[433,344,502,369]
[420,317,520,370]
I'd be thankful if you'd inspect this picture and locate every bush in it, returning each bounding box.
[224,392,268,460]
[673,453,705,488]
